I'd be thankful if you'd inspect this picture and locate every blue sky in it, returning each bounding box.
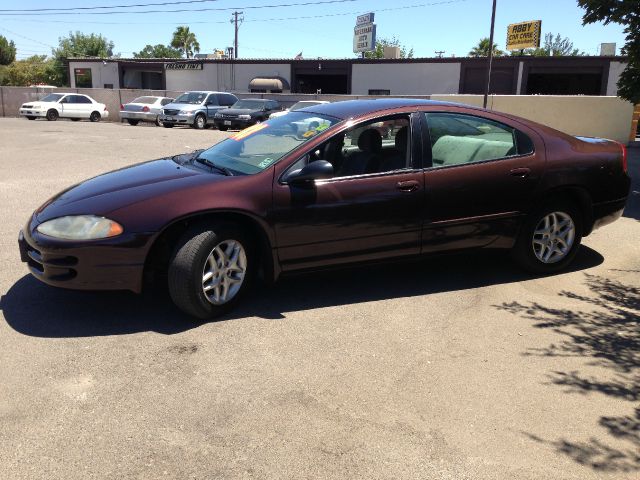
[0,0,628,60]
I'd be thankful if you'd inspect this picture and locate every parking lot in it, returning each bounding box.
[0,117,638,479]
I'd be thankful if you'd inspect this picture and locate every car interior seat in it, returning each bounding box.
[337,128,382,176]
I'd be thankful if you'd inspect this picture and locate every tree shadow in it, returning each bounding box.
[497,273,640,472]
[1,246,603,338]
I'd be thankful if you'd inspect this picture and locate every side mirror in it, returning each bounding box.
[287,160,334,185]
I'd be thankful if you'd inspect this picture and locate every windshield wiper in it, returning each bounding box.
[196,156,234,176]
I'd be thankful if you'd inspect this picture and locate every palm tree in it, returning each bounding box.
[170,26,200,59]
[468,38,504,57]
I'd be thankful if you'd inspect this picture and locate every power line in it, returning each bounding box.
[0,26,56,49]
[0,0,471,25]
[0,0,360,16]
[0,0,219,13]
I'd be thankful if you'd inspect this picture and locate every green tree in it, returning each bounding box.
[0,55,63,86]
[512,32,582,56]
[170,26,200,58]
[0,35,16,65]
[469,38,504,57]
[577,0,640,104]
[133,44,182,58]
[363,36,414,59]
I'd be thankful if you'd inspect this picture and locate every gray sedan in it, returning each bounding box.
[120,96,174,126]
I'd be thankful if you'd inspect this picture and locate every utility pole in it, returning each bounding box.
[483,0,497,109]
[435,50,445,58]
[231,11,243,59]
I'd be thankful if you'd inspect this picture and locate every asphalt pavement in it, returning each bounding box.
[0,118,638,479]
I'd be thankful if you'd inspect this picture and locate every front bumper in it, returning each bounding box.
[120,111,158,122]
[19,220,155,293]
[20,109,46,117]
[214,118,255,129]
[159,112,196,125]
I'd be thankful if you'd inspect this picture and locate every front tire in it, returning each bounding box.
[192,113,206,130]
[218,125,228,131]
[46,109,58,121]
[512,201,582,274]
[168,225,254,319]
[89,111,101,122]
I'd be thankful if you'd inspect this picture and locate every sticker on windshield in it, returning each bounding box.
[258,158,275,169]
[231,123,269,141]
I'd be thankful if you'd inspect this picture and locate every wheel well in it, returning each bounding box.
[143,212,275,289]
[91,111,100,116]
[542,187,594,236]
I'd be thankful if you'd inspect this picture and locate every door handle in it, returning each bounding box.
[396,180,420,192]
[510,167,531,178]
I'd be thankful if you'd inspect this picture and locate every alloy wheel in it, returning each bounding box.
[201,239,247,305]
[532,211,575,264]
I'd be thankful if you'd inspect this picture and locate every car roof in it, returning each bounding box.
[299,98,465,119]
[237,98,271,102]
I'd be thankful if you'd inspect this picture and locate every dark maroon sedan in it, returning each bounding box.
[19,99,630,318]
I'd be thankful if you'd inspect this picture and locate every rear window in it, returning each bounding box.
[232,100,268,110]
[132,96,157,104]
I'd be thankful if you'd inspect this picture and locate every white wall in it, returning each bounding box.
[165,63,218,91]
[351,63,461,95]
[431,94,635,144]
[69,61,119,89]
[606,61,627,96]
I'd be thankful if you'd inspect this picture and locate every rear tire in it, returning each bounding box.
[126,119,139,126]
[512,201,583,274]
[26,116,35,120]
[89,111,101,122]
[154,116,161,126]
[168,224,254,319]
[218,125,228,131]
[163,123,174,128]
[46,109,58,121]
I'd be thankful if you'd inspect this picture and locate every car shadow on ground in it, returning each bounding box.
[1,246,603,338]
[496,273,640,473]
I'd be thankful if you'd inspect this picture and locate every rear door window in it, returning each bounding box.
[424,113,523,168]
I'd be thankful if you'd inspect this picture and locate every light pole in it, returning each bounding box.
[483,0,497,109]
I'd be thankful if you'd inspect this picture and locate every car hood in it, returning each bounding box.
[34,153,226,222]
[22,101,57,108]
[163,102,202,111]
[223,108,260,116]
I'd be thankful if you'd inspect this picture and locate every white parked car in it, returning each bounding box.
[269,100,330,119]
[119,96,174,126]
[19,93,109,122]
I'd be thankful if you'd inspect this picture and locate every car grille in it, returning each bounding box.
[23,105,33,109]
[219,113,239,119]
[163,109,180,115]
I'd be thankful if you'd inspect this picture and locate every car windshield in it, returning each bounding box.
[231,100,267,110]
[196,112,340,175]
[173,92,207,104]
[131,96,157,104]
[290,101,322,111]
[41,94,64,102]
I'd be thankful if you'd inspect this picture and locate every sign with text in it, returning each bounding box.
[356,12,375,26]
[164,62,204,71]
[353,23,377,52]
[506,20,542,50]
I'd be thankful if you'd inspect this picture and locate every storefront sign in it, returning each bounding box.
[353,13,376,53]
[506,20,542,50]
[164,62,204,71]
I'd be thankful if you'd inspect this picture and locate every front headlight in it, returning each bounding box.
[214,113,222,118]
[36,215,123,240]
[178,110,191,115]
[238,115,251,120]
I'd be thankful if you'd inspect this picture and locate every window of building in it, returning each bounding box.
[74,68,93,88]
[368,89,391,95]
